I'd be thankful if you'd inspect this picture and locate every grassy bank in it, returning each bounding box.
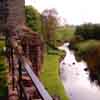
[75,40,100,56]
[40,53,69,100]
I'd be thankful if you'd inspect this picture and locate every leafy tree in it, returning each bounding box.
[25,6,42,32]
[41,8,58,46]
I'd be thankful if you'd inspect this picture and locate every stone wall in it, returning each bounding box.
[0,0,25,32]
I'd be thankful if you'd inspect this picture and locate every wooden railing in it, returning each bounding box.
[8,38,54,100]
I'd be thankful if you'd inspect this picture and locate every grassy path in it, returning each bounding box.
[41,54,69,100]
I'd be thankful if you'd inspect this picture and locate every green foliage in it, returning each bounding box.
[25,6,42,32]
[75,23,100,40]
[41,54,69,100]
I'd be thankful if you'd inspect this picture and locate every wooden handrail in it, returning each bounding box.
[20,56,53,100]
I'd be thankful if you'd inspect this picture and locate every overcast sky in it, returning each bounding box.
[25,0,100,25]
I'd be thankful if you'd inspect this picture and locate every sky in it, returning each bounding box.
[25,0,100,25]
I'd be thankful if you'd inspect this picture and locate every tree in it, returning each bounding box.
[41,8,58,46]
[25,6,42,32]
[75,23,100,40]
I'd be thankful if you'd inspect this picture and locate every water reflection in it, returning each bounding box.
[58,42,100,100]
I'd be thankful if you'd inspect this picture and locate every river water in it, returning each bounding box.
[58,43,100,100]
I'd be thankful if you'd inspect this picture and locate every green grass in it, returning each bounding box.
[0,40,8,96]
[40,54,69,100]
[56,26,75,41]
[0,40,5,48]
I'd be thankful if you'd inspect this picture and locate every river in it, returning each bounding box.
[58,42,100,100]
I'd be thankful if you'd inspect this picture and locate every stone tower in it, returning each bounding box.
[0,0,8,32]
[7,0,25,27]
[0,0,25,32]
